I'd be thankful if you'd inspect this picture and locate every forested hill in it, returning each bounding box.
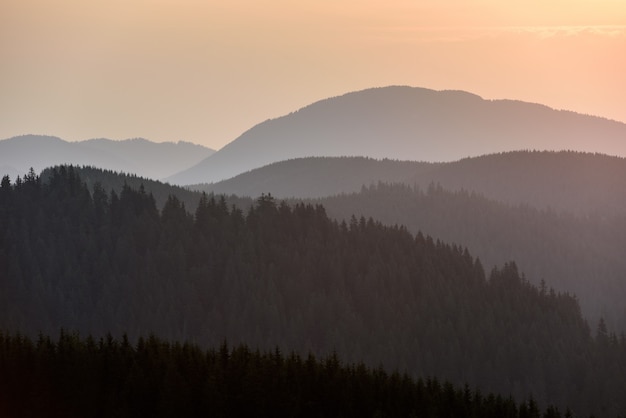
[39,165,253,212]
[37,165,626,332]
[194,151,626,218]
[0,333,582,418]
[312,182,626,333]
[1,167,625,417]
[191,157,433,199]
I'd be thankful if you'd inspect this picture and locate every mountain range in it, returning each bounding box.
[4,80,626,417]
[5,86,626,187]
[166,86,626,185]
[0,135,215,181]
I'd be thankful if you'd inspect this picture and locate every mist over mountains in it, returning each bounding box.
[167,86,626,185]
[0,135,215,181]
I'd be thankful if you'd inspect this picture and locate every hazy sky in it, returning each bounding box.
[2,0,625,150]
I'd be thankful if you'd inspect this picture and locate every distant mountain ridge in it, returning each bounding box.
[166,86,626,185]
[194,151,626,218]
[0,135,215,180]
[191,157,436,199]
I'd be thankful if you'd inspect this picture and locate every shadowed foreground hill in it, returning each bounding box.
[0,332,583,418]
[1,167,625,417]
[167,86,626,185]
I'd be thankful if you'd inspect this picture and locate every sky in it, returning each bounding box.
[1,0,625,150]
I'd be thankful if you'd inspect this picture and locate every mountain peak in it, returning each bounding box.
[166,86,626,185]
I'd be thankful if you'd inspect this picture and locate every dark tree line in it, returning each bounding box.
[0,331,590,418]
[1,166,625,417]
[39,165,253,212]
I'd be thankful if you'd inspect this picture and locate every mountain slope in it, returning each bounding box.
[2,168,625,417]
[63,162,626,332]
[192,157,436,199]
[313,182,626,332]
[77,137,214,180]
[0,135,214,180]
[166,86,626,184]
[194,151,626,218]
[40,165,253,213]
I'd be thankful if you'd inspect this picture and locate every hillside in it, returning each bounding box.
[312,182,626,332]
[166,86,626,185]
[195,151,626,219]
[192,157,435,199]
[0,135,214,180]
[420,151,626,219]
[1,167,625,417]
[52,164,626,331]
[40,165,252,212]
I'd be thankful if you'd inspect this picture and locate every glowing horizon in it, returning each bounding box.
[1,0,625,149]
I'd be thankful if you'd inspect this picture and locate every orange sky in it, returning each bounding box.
[1,0,625,149]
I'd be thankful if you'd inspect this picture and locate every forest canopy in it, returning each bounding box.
[1,166,625,417]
